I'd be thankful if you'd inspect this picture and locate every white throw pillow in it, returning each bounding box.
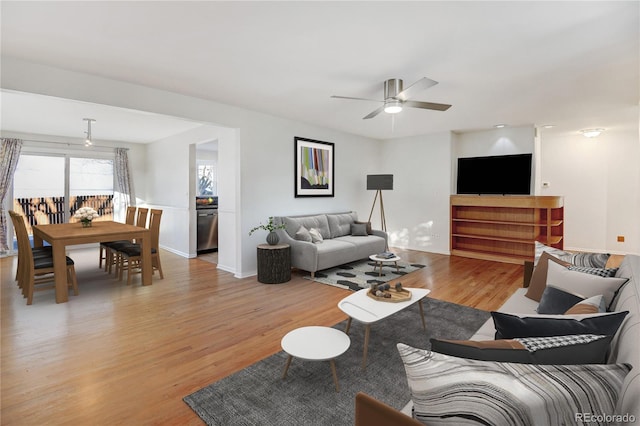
[546,261,628,308]
[308,228,323,243]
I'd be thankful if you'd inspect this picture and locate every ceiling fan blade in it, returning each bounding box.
[404,100,452,111]
[330,95,383,103]
[363,106,385,120]
[395,77,438,101]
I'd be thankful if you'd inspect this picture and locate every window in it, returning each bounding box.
[197,164,217,196]
[12,154,114,236]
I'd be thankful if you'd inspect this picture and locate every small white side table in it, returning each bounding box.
[369,253,402,277]
[281,326,351,392]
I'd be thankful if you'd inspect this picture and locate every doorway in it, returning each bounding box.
[195,140,219,264]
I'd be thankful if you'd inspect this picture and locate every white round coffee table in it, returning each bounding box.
[281,326,351,392]
[369,253,402,276]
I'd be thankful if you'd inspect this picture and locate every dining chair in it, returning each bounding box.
[9,211,53,286]
[116,208,164,285]
[135,207,149,229]
[99,205,136,270]
[9,210,79,305]
[110,207,150,276]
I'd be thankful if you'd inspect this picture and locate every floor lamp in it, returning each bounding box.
[367,174,393,235]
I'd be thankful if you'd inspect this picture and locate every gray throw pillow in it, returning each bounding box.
[294,226,312,242]
[354,221,373,234]
[351,223,368,236]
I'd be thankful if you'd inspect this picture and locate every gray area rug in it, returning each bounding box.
[183,298,490,426]
[302,258,426,291]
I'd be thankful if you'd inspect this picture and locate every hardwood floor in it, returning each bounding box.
[1,246,524,425]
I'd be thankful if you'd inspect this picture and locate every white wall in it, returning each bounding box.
[144,124,234,265]
[1,58,381,277]
[455,126,537,195]
[4,57,638,273]
[539,126,640,254]
[237,116,381,276]
[380,132,453,254]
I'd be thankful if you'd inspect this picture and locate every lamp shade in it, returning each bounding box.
[367,174,394,190]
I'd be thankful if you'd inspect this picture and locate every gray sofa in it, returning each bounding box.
[273,212,387,278]
[397,253,639,422]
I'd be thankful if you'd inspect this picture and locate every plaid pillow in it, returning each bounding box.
[515,334,607,353]
[568,265,618,277]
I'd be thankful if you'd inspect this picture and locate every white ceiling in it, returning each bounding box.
[1,1,638,142]
[1,90,208,144]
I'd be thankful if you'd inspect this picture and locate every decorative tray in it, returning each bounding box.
[367,284,412,303]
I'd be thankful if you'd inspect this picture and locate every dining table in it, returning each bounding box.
[32,220,152,303]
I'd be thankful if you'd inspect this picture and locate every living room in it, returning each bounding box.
[1,2,639,425]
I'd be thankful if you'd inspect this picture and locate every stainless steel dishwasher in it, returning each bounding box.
[197,207,218,252]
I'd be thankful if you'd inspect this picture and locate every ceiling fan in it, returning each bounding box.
[331,77,452,119]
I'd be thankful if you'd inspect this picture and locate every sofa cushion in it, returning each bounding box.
[525,252,571,302]
[335,235,386,260]
[314,239,360,271]
[492,311,629,339]
[431,334,613,364]
[397,343,631,426]
[327,212,357,238]
[546,261,629,309]
[283,215,330,239]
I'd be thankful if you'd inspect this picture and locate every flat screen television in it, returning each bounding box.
[456,153,532,195]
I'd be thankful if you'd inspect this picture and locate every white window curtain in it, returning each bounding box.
[114,148,135,212]
[0,138,23,253]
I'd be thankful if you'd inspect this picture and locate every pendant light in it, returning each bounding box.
[83,118,96,146]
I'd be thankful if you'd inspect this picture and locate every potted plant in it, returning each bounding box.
[249,216,286,245]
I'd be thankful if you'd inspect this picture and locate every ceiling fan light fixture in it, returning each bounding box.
[580,128,604,138]
[384,100,403,114]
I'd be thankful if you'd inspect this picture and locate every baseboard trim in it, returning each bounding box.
[160,245,193,258]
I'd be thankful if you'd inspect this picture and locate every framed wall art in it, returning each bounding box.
[294,136,334,197]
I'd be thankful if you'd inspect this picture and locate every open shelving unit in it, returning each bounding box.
[450,195,564,264]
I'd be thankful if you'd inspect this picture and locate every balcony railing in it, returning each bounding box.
[12,195,114,235]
